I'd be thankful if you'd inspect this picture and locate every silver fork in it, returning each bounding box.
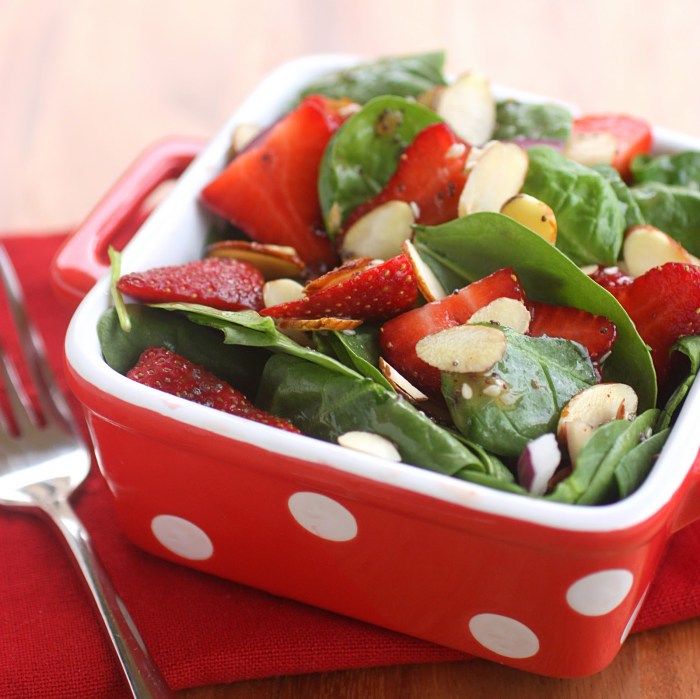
[0,244,174,698]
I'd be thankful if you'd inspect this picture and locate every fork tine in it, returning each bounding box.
[0,244,74,433]
[0,335,37,435]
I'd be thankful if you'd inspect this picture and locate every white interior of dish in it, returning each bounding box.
[65,53,700,533]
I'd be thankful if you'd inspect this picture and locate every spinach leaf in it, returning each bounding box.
[300,51,446,104]
[442,328,598,457]
[522,145,625,265]
[413,213,657,409]
[318,95,442,234]
[630,183,700,257]
[614,429,669,499]
[631,151,700,190]
[97,305,266,396]
[493,100,572,142]
[593,164,646,229]
[657,335,700,430]
[257,353,489,479]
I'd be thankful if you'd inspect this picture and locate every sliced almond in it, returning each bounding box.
[303,257,375,295]
[564,419,596,465]
[415,324,506,374]
[500,193,558,244]
[339,200,415,261]
[275,317,363,332]
[262,278,305,308]
[337,431,402,462]
[563,131,617,168]
[206,240,305,279]
[622,224,700,277]
[458,141,529,217]
[468,297,531,333]
[402,239,447,301]
[228,122,263,158]
[378,357,429,402]
[557,383,638,460]
[435,71,496,146]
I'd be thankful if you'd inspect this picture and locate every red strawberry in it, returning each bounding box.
[615,262,700,386]
[127,347,300,432]
[260,254,418,323]
[117,257,264,311]
[341,122,469,235]
[528,301,617,361]
[201,95,346,274]
[379,267,525,394]
[587,265,634,297]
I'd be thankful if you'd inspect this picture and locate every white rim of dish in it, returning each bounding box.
[65,53,700,535]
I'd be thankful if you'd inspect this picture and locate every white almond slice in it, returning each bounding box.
[340,200,415,261]
[415,324,506,374]
[622,224,700,277]
[458,142,529,217]
[207,240,305,279]
[337,431,402,462]
[500,193,558,244]
[564,419,596,465]
[468,297,531,333]
[378,357,429,402]
[435,71,496,146]
[557,383,638,448]
[263,278,305,308]
[563,131,617,168]
[228,122,263,157]
[402,239,447,301]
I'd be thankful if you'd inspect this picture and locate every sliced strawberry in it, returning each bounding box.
[117,257,264,311]
[528,301,617,361]
[379,267,525,395]
[587,265,634,297]
[201,95,346,274]
[572,114,652,180]
[341,122,469,237]
[127,347,300,432]
[615,262,700,386]
[260,254,418,323]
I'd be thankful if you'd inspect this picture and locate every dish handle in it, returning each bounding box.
[50,137,205,307]
[671,448,700,532]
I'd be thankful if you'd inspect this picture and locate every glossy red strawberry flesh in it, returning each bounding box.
[117,257,264,311]
[587,265,634,296]
[127,347,300,432]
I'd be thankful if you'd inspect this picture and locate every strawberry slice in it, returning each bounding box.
[528,301,617,361]
[615,262,700,386]
[201,95,346,274]
[379,267,525,395]
[260,254,418,323]
[341,122,469,235]
[117,257,264,311]
[587,265,634,297]
[127,347,300,432]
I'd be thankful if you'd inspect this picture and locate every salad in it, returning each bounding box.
[98,52,700,505]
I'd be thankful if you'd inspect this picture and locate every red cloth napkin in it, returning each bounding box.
[1,232,700,699]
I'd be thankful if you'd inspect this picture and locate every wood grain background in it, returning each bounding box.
[2,1,700,696]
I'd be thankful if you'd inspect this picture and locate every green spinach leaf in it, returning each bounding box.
[631,151,700,190]
[614,428,669,499]
[657,335,700,430]
[593,163,646,229]
[493,100,572,142]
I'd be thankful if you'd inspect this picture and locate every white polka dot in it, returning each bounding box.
[566,569,634,616]
[151,514,214,560]
[288,492,358,542]
[468,613,540,659]
[620,587,648,644]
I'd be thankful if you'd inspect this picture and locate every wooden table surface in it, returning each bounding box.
[3,2,700,697]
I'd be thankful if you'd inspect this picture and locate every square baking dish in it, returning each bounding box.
[59,54,700,678]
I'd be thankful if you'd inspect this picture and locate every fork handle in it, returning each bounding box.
[44,497,176,698]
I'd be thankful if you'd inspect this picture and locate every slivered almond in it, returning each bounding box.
[402,239,447,301]
[415,324,506,374]
[378,357,429,402]
[500,193,558,244]
[564,419,596,465]
[275,317,363,331]
[622,224,700,277]
[458,141,529,217]
[340,200,415,261]
[206,240,305,279]
[263,278,305,308]
[337,431,402,462]
[435,71,496,146]
[303,257,375,295]
[228,122,263,158]
[468,297,531,333]
[563,131,617,168]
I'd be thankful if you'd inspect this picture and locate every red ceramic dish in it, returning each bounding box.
[59,55,700,678]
